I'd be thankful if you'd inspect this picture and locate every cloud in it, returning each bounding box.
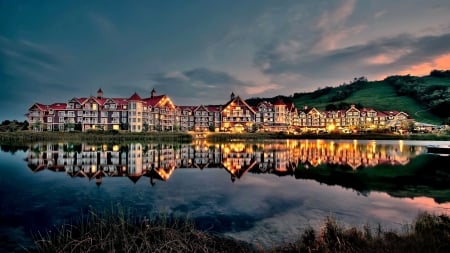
[148,68,258,105]
[313,0,360,52]
[255,32,450,81]
[398,53,450,76]
[374,10,387,19]
[0,36,63,78]
[87,12,118,35]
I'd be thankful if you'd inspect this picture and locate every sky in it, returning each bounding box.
[1,0,450,121]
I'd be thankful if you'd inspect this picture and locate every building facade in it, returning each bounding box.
[26,89,413,133]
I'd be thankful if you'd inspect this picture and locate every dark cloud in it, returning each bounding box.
[149,68,255,105]
[0,37,62,76]
[255,32,450,80]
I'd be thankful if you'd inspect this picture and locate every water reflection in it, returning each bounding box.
[2,139,450,251]
[25,140,425,185]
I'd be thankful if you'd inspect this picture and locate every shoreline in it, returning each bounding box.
[0,131,449,145]
[22,210,450,253]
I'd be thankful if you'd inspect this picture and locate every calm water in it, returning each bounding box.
[1,139,450,251]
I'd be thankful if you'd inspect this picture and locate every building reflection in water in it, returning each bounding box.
[25,140,426,185]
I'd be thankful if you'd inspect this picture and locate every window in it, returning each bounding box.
[77,111,83,116]
[92,104,98,110]
[48,117,53,122]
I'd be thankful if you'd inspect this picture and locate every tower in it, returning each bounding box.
[151,88,156,98]
[97,88,103,99]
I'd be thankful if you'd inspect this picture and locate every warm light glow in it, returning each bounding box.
[327,124,336,132]
[399,53,450,76]
[113,145,119,152]
[366,54,397,65]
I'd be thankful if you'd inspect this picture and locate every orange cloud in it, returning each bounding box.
[366,54,396,65]
[399,53,450,76]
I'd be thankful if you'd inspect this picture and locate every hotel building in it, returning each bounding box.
[26,88,413,133]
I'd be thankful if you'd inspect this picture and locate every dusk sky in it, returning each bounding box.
[1,0,450,121]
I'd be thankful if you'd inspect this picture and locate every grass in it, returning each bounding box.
[207,132,450,142]
[25,209,450,253]
[0,131,193,145]
[28,207,255,253]
[291,79,446,124]
[272,212,450,253]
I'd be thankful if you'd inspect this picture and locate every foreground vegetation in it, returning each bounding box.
[27,209,450,253]
[0,131,193,144]
[1,131,449,147]
[207,132,450,142]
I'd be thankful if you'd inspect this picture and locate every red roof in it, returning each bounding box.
[96,98,107,105]
[29,103,47,111]
[49,103,67,110]
[273,98,285,106]
[78,98,87,104]
[177,105,195,110]
[377,111,387,116]
[143,95,165,106]
[207,105,221,112]
[128,92,142,101]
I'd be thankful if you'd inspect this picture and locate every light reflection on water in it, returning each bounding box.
[0,139,449,250]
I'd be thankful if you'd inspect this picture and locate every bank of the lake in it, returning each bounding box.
[1,131,449,145]
[27,210,450,253]
[206,132,450,142]
[0,131,193,144]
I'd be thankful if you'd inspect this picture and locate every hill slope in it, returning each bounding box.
[247,71,450,125]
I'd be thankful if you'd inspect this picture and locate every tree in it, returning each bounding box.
[21,120,29,130]
[33,121,41,131]
[74,122,82,131]
[120,123,129,131]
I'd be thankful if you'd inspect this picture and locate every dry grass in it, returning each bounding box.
[27,210,450,253]
[272,212,450,253]
[29,207,255,253]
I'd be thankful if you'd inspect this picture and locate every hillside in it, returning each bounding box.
[247,70,450,125]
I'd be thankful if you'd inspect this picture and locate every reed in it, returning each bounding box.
[29,206,255,253]
[27,210,450,253]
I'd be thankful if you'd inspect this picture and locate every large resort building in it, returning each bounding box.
[26,88,412,133]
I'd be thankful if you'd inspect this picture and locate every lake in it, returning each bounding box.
[1,139,449,251]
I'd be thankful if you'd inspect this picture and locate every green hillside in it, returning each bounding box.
[293,80,443,124]
[248,71,450,125]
